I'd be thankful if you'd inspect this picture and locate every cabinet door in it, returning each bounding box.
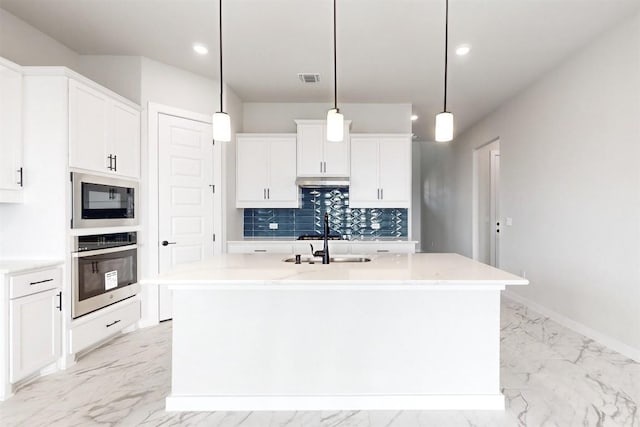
[69,80,109,173]
[349,137,380,208]
[0,64,22,191]
[268,136,299,206]
[10,289,61,383]
[110,101,140,178]
[236,136,269,206]
[296,123,324,176]
[323,124,350,176]
[378,137,411,207]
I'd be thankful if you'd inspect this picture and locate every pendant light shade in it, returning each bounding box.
[435,111,454,142]
[326,108,344,142]
[435,0,454,142]
[327,0,345,142]
[213,112,231,142]
[214,0,231,142]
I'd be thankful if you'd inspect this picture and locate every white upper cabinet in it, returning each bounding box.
[111,102,140,178]
[296,120,350,177]
[0,60,24,200]
[350,134,411,208]
[236,134,299,208]
[69,80,140,178]
[69,80,109,173]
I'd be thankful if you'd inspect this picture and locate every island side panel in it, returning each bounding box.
[169,286,502,410]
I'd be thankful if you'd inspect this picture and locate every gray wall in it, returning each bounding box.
[243,102,412,133]
[420,12,640,355]
[0,8,79,69]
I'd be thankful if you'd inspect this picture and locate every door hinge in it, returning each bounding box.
[209,184,215,194]
[213,233,216,242]
[212,139,215,145]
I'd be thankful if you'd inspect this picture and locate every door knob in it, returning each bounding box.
[161,240,176,246]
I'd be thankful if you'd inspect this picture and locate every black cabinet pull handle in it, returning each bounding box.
[30,278,54,286]
[377,249,390,253]
[107,155,113,170]
[17,167,23,186]
[161,240,176,246]
[113,155,117,171]
[56,292,62,311]
[254,249,267,252]
[106,320,121,328]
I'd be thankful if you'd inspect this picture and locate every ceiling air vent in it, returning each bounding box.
[298,73,320,83]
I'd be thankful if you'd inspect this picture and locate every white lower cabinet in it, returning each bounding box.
[69,298,140,354]
[0,265,62,398]
[10,288,61,383]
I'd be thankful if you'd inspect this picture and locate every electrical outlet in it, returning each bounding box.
[269,223,278,230]
[506,217,513,226]
[371,223,381,230]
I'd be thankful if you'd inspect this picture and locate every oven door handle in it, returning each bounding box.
[72,244,138,258]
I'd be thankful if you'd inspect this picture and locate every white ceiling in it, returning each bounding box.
[2,0,638,139]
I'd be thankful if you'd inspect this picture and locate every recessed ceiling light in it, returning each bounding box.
[455,44,471,56]
[411,114,419,121]
[193,44,209,55]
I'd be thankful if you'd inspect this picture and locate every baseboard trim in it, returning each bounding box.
[166,393,505,411]
[137,318,160,329]
[503,291,640,362]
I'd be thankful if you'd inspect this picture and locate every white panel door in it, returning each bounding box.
[297,123,324,176]
[323,123,350,176]
[349,137,379,207]
[0,64,23,190]
[110,101,140,178]
[378,137,411,207]
[490,150,500,267]
[69,80,109,173]
[158,114,214,321]
[10,289,61,383]
[267,136,298,203]
[236,136,269,205]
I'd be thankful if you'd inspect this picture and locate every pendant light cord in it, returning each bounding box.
[333,0,338,111]
[443,0,449,112]
[219,0,224,112]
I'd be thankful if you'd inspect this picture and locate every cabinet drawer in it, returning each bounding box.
[70,299,140,354]
[10,268,62,299]
[353,243,416,254]
[228,243,293,254]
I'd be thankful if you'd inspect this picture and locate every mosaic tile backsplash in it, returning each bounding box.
[243,187,408,239]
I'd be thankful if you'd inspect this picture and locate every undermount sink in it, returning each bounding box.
[283,255,371,263]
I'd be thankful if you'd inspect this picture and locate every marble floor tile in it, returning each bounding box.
[0,298,638,427]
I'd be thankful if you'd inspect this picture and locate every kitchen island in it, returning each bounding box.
[151,253,528,411]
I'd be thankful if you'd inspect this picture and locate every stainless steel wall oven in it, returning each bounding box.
[71,173,138,228]
[72,232,139,318]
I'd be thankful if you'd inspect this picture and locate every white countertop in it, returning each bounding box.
[0,260,63,274]
[145,253,528,290]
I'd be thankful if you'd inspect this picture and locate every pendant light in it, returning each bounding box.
[213,0,231,142]
[326,0,344,142]
[435,0,454,142]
